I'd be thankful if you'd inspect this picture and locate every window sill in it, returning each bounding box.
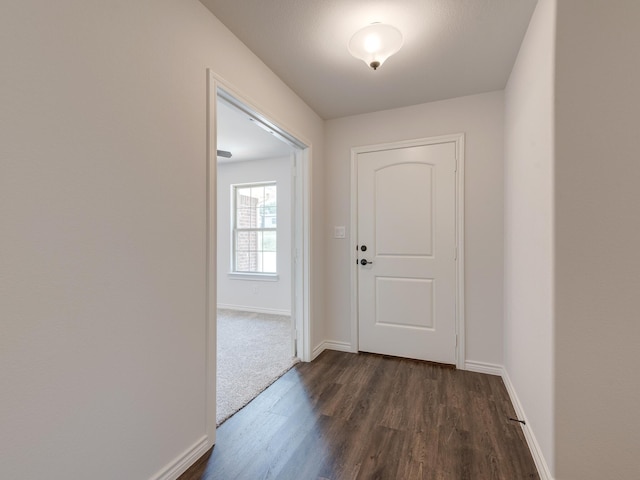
[227,272,279,282]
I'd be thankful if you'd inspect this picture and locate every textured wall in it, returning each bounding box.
[0,1,323,478]
[324,91,505,366]
[555,1,640,478]
[503,0,556,475]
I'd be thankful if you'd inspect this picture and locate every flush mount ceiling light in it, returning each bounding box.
[348,23,403,71]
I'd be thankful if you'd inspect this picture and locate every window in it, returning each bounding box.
[232,182,277,274]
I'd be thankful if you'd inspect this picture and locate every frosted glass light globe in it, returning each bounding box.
[348,23,403,70]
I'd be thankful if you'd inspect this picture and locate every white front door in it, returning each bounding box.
[357,141,458,364]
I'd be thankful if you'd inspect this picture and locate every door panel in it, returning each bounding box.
[375,277,434,329]
[375,163,433,255]
[357,142,457,364]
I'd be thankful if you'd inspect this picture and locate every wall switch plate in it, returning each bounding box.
[334,226,346,239]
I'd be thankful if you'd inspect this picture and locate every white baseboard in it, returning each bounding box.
[312,340,353,360]
[217,303,291,316]
[501,370,554,480]
[464,360,503,376]
[151,435,210,480]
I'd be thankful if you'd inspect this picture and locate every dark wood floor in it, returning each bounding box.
[180,350,539,480]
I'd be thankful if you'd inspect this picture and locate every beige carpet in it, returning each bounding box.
[216,309,298,425]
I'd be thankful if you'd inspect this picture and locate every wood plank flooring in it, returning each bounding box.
[180,350,539,480]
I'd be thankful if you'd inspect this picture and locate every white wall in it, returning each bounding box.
[0,1,323,478]
[503,0,556,476]
[217,157,292,314]
[554,2,640,478]
[324,92,505,366]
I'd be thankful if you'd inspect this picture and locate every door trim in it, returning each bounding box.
[349,134,465,369]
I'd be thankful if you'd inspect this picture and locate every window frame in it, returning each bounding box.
[230,181,278,278]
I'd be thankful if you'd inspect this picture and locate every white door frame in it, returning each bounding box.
[349,134,466,369]
[206,70,312,444]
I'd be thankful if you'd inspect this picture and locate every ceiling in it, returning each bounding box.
[199,0,537,120]
[217,99,294,163]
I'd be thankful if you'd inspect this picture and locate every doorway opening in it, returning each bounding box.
[206,75,311,431]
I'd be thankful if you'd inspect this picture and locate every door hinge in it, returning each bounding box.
[454,246,458,260]
[455,334,458,347]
